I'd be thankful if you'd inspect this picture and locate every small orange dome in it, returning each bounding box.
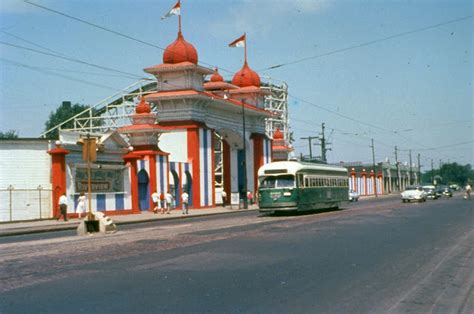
[136,97,151,114]
[232,62,260,87]
[210,68,224,82]
[163,32,198,64]
[273,128,284,140]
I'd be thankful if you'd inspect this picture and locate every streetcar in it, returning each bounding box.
[257,161,349,213]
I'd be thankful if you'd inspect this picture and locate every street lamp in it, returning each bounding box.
[241,99,248,209]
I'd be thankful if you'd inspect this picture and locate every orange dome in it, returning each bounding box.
[210,68,224,82]
[135,97,151,114]
[273,128,284,139]
[163,32,198,64]
[232,62,260,87]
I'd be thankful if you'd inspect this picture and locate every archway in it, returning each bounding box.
[170,169,180,208]
[138,169,150,211]
[183,171,193,207]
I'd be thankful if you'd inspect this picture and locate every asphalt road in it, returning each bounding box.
[1,195,472,313]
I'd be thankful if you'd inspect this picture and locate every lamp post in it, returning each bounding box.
[241,99,248,209]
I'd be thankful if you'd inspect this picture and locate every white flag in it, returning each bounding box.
[161,1,181,20]
[228,34,246,48]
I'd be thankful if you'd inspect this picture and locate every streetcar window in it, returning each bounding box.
[260,177,276,189]
[277,175,295,188]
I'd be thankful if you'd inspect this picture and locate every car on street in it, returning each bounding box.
[401,185,427,203]
[441,186,453,198]
[349,190,360,202]
[422,185,438,199]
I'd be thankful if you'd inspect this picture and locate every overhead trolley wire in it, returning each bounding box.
[259,15,473,71]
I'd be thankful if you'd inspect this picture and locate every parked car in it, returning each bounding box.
[422,185,438,199]
[349,190,360,202]
[401,186,427,203]
[434,187,444,198]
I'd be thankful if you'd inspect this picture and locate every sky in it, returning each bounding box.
[0,0,472,170]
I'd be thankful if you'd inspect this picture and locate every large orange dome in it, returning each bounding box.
[163,32,198,64]
[273,128,284,140]
[231,62,261,87]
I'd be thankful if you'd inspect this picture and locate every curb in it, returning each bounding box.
[0,208,258,238]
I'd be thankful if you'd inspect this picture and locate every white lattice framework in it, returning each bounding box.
[261,77,290,143]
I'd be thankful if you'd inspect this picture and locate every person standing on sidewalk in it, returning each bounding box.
[57,193,68,221]
[159,192,166,214]
[151,191,159,214]
[181,191,189,215]
[221,190,227,208]
[76,192,86,219]
[165,191,174,214]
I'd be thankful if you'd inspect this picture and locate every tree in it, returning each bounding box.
[0,130,19,139]
[44,101,92,139]
[422,162,474,186]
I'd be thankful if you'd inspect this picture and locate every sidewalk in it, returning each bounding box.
[0,205,259,237]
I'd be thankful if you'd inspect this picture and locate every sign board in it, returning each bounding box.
[230,193,240,206]
[75,168,124,193]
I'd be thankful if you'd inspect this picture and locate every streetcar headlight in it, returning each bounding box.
[283,192,292,197]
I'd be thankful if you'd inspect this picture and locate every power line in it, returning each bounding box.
[0,41,143,80]
[259,15,473,71]
[23,0,237,76]
[1,58,121,92]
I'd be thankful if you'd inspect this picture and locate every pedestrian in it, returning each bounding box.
[165,191,174,214]
[57,193,68,221]
[465,183,472,200]
[160,192,166,214]
[247,190,253,205]
[151,191,159,214]
[221,190,227,207]
[76,192,86,219]
[181,191,189,215]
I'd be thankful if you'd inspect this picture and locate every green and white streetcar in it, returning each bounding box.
[257,161,349,213]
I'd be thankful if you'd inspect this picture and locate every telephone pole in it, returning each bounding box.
[409,150,413,185]
[370,139,378,197]
[300,136,319,160]
[417,153,421,185]
[431,159,434,184]
[313,123,331,163]
[395,146,401,191]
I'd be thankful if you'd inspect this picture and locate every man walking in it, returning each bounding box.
[181,191,189,215]
[165,191,174,214]
[57,193,68,221]
[151,191,159,214]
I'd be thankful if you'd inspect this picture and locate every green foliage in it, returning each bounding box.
[422,162,473,186]
[0,130,19,139]
[44,101,91,139]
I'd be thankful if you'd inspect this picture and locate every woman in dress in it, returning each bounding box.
[76,192,86,219]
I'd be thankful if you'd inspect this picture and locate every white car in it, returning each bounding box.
[401,186,427,203]
[349,190,360,202]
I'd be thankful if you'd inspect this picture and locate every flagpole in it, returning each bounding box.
[178,0,182,33]
[244,32,247,64]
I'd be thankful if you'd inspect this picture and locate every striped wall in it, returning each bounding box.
[199,128,213,207]
[154,155,168,195]
[348,176,384,196]
[263,138,272,164]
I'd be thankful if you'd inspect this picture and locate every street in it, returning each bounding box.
[1,196,472,313]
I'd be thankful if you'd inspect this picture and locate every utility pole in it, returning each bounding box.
[313,123,331,163]
[370,139,378,197]
[417,153,421,185]
[431,159,434,184]
[409,150,413,185]
[300,136,318,160]
[395,146,401,191]
[241,99,248,209]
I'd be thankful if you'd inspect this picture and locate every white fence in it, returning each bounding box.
[0,186,52,222]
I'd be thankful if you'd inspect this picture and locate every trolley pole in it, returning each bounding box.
[395,146,401,191]
[300,136,318,160]
[409,150,413,185]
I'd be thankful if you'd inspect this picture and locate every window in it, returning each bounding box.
[260,177,276,189]
[277,175,295,188]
